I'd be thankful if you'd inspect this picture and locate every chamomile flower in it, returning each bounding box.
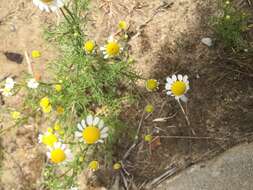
[84,40,95,54]
[118,20,127,30]
[39,97,52,113]
[100,36,122,59]
[145,104,154,113]
[33,0,64,12]
[54,84,62,92]
[27,78,39,89]
[4,77,15,89]
[145,79,159,91]
[31,50,41,58]
[88,160,99,171]
[0,87,13,97]
[47,142,73,164]
[11,111,21,120]
[165,74,189,102]
[75,115,109,144]
[144,134,153,142]
[113,163,122,170]
[38,131,58,147]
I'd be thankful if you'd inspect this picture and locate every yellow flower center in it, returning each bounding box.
[11,111,21,120]
[31,50,41,58]
[42,104,52,113]
[144,134,153,142]
[40,97,50,108]
[82,126,100,144]
[106,42,120,56]
[54,84,62,92]
[145,104,154,113]
[42,133,58,147]
[42,0,54,4]
[89,160,99,170]
[56,106,64,115]
[171,81,186,96]
[146,79,158,91]
[84,41,95,53]
[118,21,127,30]
[50,148,66,164]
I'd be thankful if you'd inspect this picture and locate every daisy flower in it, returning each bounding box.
[38,131,58,147]
[100,36,122,59]
[47,142,73,164]
[165,74,190,102]
[27,78,39,89]
[31,50,41,58]
[88,160,99,171]
[83,40,95,54]
[54,84,62,92]
[39,97,52,113]
[145,104,154,113]
[11,111,21,120]
[75,115,109,144]
[33,0,64,12]
[0,87,13,97]
[145,79,159,91]
[4,77,15,89]
[113,163,122,170]
[118,20,127,30]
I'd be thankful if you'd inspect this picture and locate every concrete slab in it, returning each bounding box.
[156,143,253,190]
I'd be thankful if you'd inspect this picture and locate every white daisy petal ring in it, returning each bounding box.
[75,115,108,144]
[100,36,122,59]
[33,0,64,12]
[47,142,73,164]
[165,74,190,102]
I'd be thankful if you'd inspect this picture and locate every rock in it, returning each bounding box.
[201,37,212,47]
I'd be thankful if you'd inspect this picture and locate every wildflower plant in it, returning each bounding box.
[0,0,139,189]
[212,0,251,50]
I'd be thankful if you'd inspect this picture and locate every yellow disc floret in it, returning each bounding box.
[11,111,21,120]
[40,97,50,108]
[54,84,62,92]
[146,79,158,91]
[42,0,54,3]
[145,104,154,113]
[89,160,99,170]
[50,148,66,164]
[106,42,120,57]
[31,50,41,58]
[84,40,95,54]
[82,126,100,144]
[42,133,58,147]
[113,163,122,170]
[171,81,186,96]
[118,21,127,30]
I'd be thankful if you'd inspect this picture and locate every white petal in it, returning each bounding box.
[101,133,108,138]
[54,142,61,148]
[183,75,188,82]
[101,127,108,134]
[98,139,104,143]
[178,74,183,81]
[172,75,177,81]
[165,83,171,90]
[77,123,83,131]
[75,131,82,138]
[166,77,173,84]
[46,152,51,158]
[98,120,104,129]
[180,95,188,102]
[108,35,114,42]
[100,47,105,51]
[166,91,172,95]
[61,144,66,150]
[81,120,86,128]
[86,115,93,125]
[93,117,100,125]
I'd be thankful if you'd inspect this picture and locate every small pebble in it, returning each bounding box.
[201,37,212,47]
